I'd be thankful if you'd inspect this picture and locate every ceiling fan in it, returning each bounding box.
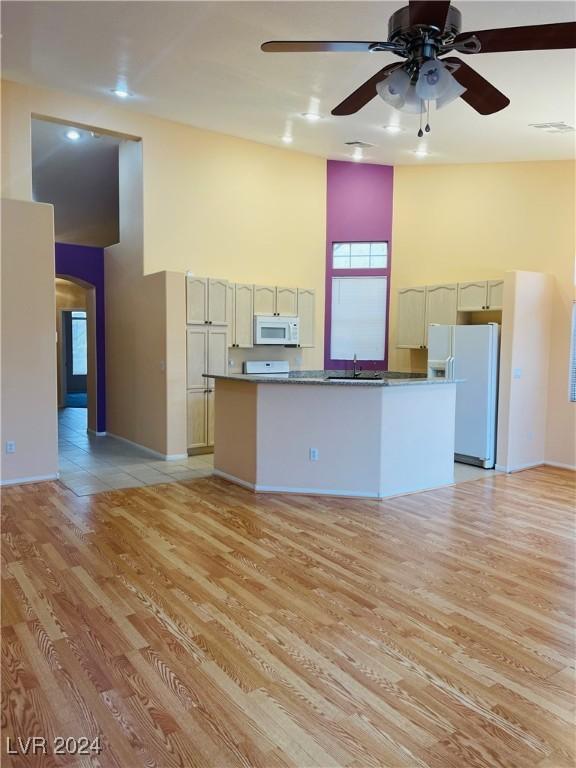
[261,1,576,135]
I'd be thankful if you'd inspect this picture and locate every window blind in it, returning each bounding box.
[570,303,576,403]
[330,276,387,361]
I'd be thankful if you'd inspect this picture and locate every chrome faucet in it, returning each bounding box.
[352,354,361,378]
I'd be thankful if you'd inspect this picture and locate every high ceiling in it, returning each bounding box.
[3,1,576,165]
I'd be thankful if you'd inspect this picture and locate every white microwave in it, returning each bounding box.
[254,315,300,345]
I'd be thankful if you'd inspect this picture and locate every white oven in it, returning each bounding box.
[254,315,300,345]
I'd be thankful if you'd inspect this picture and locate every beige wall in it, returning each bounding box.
[1,199,58,483]
[391,161,576,468]
[2,79,326,458]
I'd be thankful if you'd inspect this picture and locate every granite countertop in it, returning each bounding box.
[204,370,459,387]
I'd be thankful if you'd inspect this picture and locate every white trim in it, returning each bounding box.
[545,461,576,471]
[495,461,544,474]
[213,469,256,490]
[105,431,187,461]
[213,469,379,498]
[1,472,59,487]
[87,429,107,437]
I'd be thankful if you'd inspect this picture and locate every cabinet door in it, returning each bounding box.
[207,390,215,446]
[226,283,235,344]
[426,284,458,337]
[457,281,488,311]
[397,287,426,349]
[234,283,254,348]
[207,326,228,377]
[486,279,504,310]
[187,390,208,449]
[208,279,228,324]
[297,288,315,348]
[253,285,276,315]
[276,286,298,316]
[186,277,208,324]
[186,326,208,388]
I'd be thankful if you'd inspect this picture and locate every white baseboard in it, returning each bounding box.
[106,431,186,461]
[88,429,107,437]
[1,472,60,487]
[495,461,545,474]
[544,461,576,471]
[213,469,378,498]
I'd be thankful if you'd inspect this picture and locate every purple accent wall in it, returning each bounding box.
[55,243,106,432]
[324,160,394,370]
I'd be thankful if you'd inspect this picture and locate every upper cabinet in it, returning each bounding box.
[186,276,229,325]
[253,285,276,315]
[426,284,458,326]
[397,287,427,349]
[486,279,504,310]
[232,283,254,348]
[297,288,315,348]
[254,285,298,316]
[457,281,489,312]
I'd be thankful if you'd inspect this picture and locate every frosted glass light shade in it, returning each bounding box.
[436,73,467,109]
[376,67,411,108]
[400,84,425,114]
[415,59,452,100]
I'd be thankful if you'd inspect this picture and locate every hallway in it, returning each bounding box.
[58,408,213,495]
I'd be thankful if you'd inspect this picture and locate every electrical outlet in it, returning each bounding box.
[309,448,319,462]
[5,441,16,454]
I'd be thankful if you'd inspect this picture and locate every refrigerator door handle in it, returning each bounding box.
[446,356,455,380]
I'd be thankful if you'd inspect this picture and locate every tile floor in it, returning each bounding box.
[58,409,213,496]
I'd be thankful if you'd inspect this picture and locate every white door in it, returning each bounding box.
[297,288,315,348]
[397,287,426,349]
[187,390,208,449]
[427,324,453,365]
[457,281,488,311]
[186,277,208,324]
[276,287,298,316]
[207,326,228,377]
[486,279,504,310]
[208,279,228,324]
[254,285,276,315]
[186,326,208,388]
[453,325,498,465]
[234,284,254,348]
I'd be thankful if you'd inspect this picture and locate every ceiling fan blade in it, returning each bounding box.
[453,21,576,54]
[409,0,451,29]
[443,57,510,115]
[331,63,401,115]
[261,41,391,53]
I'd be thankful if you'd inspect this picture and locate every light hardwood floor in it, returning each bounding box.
[1,467,575,767]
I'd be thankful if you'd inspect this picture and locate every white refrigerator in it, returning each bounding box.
[428,323,500,468]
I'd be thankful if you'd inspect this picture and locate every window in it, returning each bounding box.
[570,303,576,402]
[331,277,387,360]
[71,311,87,376]
[333,241,388,270]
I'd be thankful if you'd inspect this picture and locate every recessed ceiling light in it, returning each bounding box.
[65,129,80,141]
[352,147,364,162]
[282,135,293,144]
[112,88,130,99]
[383,125,403,134]
[413,147,429,158]
[301,112,322,122]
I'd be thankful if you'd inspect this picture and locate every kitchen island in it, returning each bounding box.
[206,371,458,499]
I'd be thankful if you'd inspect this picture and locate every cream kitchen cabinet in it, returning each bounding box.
[254,284,298,316]
[186,324,228,450]
[186,276,229,325]
[397,287,427,349]
[186,326,209,388]
[457,281,489,311]
[187,389,209,449]
[297,288,315,348]
[426,284,458,327]
[486,279,504,310]
[230,283,254,348]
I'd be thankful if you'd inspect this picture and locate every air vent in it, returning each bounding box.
[529,122,575,133]
[345,140,374,148]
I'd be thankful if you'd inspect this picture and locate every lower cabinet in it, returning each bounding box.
[187,389,209,449]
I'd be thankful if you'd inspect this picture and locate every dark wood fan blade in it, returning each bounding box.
[261,41,388,53]
[443,57,510,114]
[331,64,401,115]
[453,22,576,53]
[409,1,451,29]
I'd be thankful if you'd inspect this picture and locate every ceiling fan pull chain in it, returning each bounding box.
[425,100,431,133]
[418,105,424,137]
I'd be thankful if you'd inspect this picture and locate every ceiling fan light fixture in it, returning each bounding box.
[415,59,452,100]
[376,66,411,108]
[435,73,467,109]
[398,84,425,114]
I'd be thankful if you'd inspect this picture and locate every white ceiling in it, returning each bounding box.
[3,1,576,165]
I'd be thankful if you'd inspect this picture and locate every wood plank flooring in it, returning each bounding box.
[1,466,575,767]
